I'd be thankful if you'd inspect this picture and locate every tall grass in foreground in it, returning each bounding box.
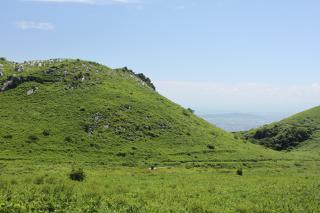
[0,165,319,212]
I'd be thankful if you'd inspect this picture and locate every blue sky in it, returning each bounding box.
[1,0,320,114]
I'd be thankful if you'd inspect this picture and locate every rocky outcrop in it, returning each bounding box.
[1,76,56,92]
[0,64,4,77]
[14,65,24,72]
[121,67,156,91]
[26,87,39,95]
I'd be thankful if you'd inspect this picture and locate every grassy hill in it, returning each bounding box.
[240,106,320,151]
[0,58,280,167]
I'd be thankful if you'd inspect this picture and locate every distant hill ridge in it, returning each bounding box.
[241,106,320,151]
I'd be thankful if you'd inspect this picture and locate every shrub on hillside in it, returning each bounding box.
[64,136,75,143]
[121,67,156,90]
[252,125,312,150]
[187,108,195,114]
[27,135,39,143]
[183,110,190,116]
[135,73,156,90]
[116,152,126,157]
[33,176,45,185]
[69,168,86,182]
[3,134,13,139]
[253,126,277,139]
[236,168,243,176]
[207,144,215,150]
[42,130,50,136]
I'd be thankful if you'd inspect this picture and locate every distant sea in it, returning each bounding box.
[198,112,288,132]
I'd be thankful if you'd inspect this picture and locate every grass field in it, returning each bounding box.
[1,160,320,212]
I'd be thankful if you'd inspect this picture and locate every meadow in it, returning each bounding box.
[1,159,320,213]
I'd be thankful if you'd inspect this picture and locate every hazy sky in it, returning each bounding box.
[1,0,320,114]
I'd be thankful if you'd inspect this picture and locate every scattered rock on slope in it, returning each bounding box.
[0,64,3,77]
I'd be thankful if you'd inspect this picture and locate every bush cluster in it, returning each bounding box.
[236,168,243,176]
[27,135,39,143]
[69,168,86,182]
[251,126,312,150]
[207,144,215,150]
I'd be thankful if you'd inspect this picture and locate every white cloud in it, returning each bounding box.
[176,5,187,10]
[154,81,320,113]
[175,3,195,10]
[23,0,141,4]
[16,21,55,31]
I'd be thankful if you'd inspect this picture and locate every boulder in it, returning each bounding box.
[27,89,34,96]
[1,79,14,91]
[0,64,3,76]
[15,65,24,72]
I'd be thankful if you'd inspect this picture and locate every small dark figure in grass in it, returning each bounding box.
[149,165,156,171]
[27,135,39,143]
[3,134,13,139]
[207,144,215,150]
[69,168,86,181]
[236,168,243,176]
[42,130,50,136]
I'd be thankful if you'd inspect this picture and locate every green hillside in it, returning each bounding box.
[241,106,320,151]
[0,58,279,167]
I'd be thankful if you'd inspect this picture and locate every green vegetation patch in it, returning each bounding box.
[240,106,320,151]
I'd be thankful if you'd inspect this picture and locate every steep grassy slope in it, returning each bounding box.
[0,58,280,167]
[241,106,320,151]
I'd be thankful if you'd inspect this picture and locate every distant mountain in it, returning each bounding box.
[199,113,284,132]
